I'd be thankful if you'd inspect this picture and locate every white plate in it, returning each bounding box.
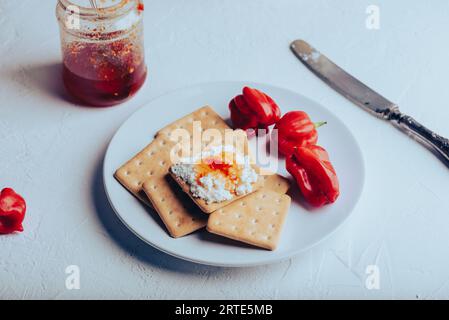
[103,81,365,267]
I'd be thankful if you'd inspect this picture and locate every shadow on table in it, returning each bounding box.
[0,61,88,107]
[91,151,226,275]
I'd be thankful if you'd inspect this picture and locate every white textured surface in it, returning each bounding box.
[1,0,449,299]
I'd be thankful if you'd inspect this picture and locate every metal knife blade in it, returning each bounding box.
[290,39,449,166]
[290,39,395,118]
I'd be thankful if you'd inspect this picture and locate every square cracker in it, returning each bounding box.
[115,136,207,238]
[207,190,291,250]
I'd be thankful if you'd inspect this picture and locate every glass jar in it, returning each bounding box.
[56,0,147,107]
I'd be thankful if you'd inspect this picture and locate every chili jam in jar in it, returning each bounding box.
[56,0,147,107]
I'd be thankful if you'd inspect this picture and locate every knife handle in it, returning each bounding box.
[389,107,449,165]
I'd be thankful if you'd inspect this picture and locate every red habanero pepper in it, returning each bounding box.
[286,145,339,207]
[0,188,26,234]
[274,111,326,156]
[229,87,281,132]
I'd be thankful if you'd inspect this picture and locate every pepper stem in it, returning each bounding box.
[314,121,327,129]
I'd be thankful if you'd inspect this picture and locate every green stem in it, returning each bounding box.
[314,121,327,129]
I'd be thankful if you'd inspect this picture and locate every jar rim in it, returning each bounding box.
[57,0,137,19]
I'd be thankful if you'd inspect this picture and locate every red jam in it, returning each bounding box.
[206,159,233,177]
[62,40,147,107]
[195,153,241,192]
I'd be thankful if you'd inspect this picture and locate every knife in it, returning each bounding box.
[290,39,449,165]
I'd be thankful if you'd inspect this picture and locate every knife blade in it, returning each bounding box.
[290,39,449,166]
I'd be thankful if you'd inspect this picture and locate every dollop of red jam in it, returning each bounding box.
[62,40,147,107]
[194,153,241,192]
[205,158,233,176]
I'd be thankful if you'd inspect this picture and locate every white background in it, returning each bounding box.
[1,0,449,299]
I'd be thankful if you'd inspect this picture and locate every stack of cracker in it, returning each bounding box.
[115,106,291,250]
